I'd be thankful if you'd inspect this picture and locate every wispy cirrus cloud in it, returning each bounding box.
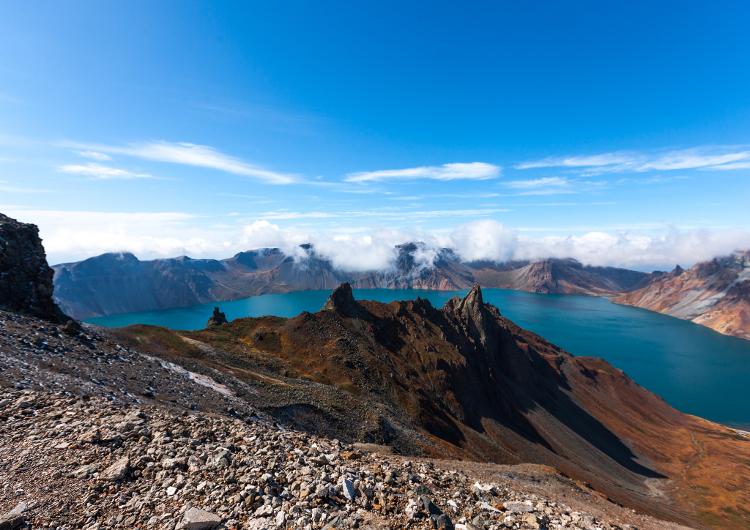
[516,146,750,174]
[258,207,511,222]
[345,162,500,183]
[64,140,298,184]
[60,163,156,180]
[516,153,633,170]
[505,176,570,189]
[77,150,112,161]
[502,176,609,196]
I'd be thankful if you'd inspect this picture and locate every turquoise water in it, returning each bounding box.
[88,288,750,428]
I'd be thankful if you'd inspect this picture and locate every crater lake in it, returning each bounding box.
[88,288,750,428]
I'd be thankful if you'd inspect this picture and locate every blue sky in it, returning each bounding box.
[1,1,749,269]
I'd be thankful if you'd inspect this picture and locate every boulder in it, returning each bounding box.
[99,456,130,482]
[183,507,221,530]
[0,502,27,530]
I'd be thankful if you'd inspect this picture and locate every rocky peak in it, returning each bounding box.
[0,213,66,322]
[444,284,500,350]
[206,306,228,327]
[322,283,366,317]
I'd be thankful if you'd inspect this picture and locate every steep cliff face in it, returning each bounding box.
[615,252,750,339]
[0,214,66,322]
[54,244,651,319]
[113,284,750,528]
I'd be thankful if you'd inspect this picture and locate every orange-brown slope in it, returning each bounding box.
[114,284,750,528]
[615,252,750,340]
[161,284,748,528]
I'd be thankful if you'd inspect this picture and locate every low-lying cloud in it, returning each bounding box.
[5,209,749,271]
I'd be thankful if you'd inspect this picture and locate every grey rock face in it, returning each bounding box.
[0,213,66,322]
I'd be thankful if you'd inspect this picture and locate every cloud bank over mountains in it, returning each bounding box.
[6,208,748,272]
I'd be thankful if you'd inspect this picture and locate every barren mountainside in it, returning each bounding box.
[113,284,750,528]
[615,252,750,340]
[53,243,652,319]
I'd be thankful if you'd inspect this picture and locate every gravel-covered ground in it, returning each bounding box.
[0,310,690,529]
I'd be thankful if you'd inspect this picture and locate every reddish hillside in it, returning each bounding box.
[116,284,750,528]
[616,252,750,340]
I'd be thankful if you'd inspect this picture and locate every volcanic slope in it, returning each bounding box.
[113,284,750,529]
[615,251,750,340]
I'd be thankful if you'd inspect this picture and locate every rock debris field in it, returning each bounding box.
[2,389,643,530]
[0,310,686,529]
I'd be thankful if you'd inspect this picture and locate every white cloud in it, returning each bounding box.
[240,221,407,270]
[708,161,750,171]
[516,146,750,174]
[240,220,750,271]
[6,208,749,271]
[240,220,307,254]
[3,209,207,264]
[259,210,338,220]
[515,228,750,269]
[447,220,518,262]
[77,150,112,161]
[59,163,156,180]
[505,177,569,189]
[345,162,500,183]
[516,153,633,170]
[257,207,511,222]
[67,141,297,184]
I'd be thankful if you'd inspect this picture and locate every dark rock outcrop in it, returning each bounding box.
[0,213,66,322]
[322,283,367,318]
[206,307,228,327]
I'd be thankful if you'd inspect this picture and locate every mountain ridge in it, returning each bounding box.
[53,243,653,319]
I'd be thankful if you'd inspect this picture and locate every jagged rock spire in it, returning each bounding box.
[322,283,365,317]
[457,283,484,311]
[444,284,501,351]
[207,306,228,327]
